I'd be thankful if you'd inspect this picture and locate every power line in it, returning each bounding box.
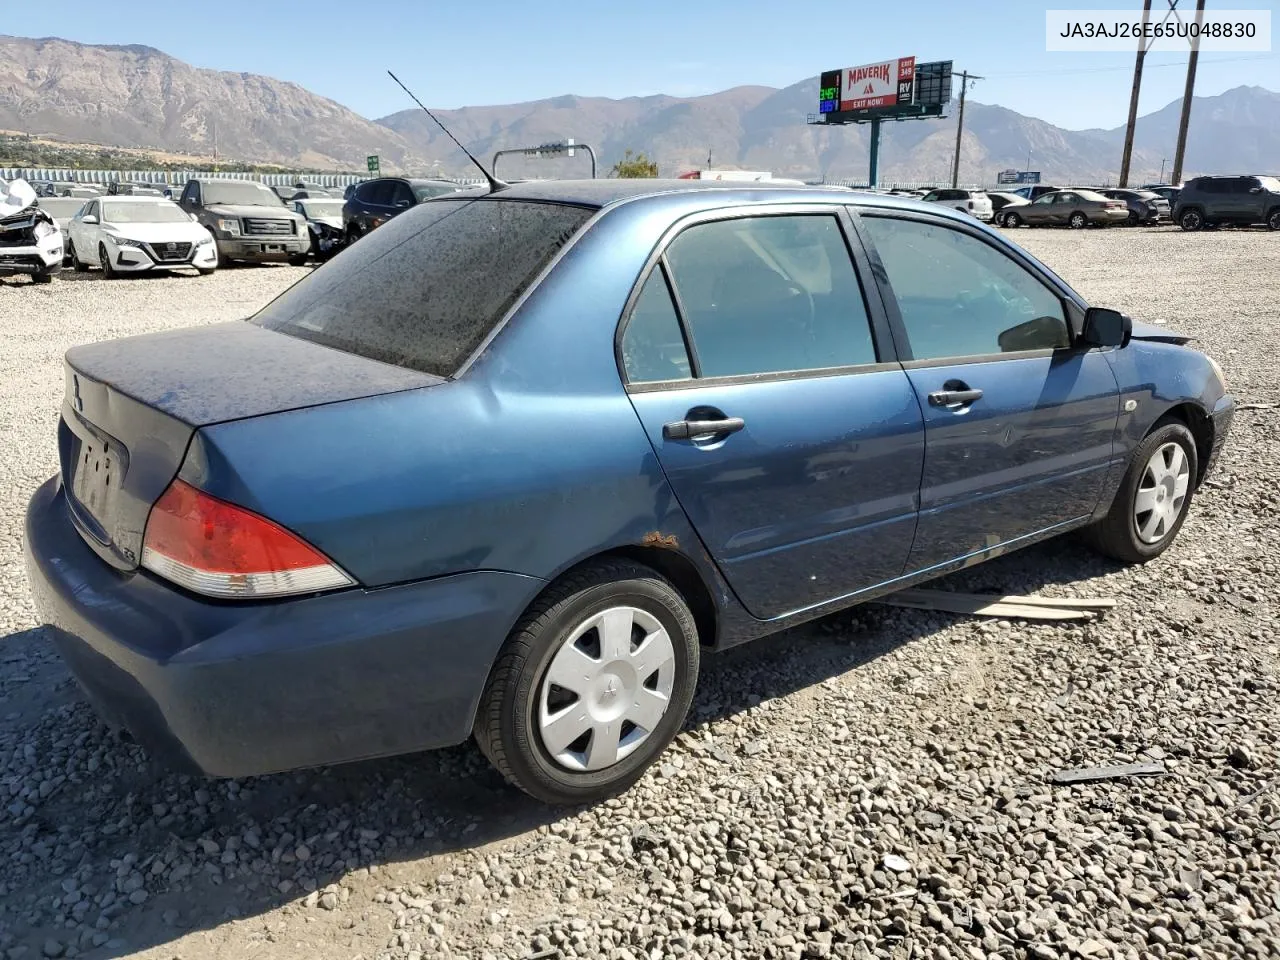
[982,54,1272,80]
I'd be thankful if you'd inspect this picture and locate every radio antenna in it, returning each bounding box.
[387,70,507,193]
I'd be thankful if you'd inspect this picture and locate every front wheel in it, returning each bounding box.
[1267,209,1280,231]
[1086,420,1198,564]
[98,243,116,279]
[196,267,216,276]
[1126,211,1139,226]
[30,269,54,284]
[1180,209,1204,231]
[288,254,309,267]
[474,559,700,805]
[1003,211,1022,228]
[1069,212,1088,229]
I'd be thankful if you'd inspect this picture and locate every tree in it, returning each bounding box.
[611,149,659,179]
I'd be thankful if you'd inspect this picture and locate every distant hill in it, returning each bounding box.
[1,35,1274,182]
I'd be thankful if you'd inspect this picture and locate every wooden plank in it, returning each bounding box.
[1051,762,1167,784]
[876,593,1094,621]
[894,589,1117,611]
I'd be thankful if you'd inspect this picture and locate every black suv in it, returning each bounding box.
[342,178,461,243]
[1174,175,1280,231]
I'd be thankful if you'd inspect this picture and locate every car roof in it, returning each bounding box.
[99,195,180,202]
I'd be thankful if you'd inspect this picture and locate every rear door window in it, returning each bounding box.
[252,199,592,377]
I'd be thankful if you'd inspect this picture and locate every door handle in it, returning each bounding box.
[663,417,745,440]
[928,388,983,407]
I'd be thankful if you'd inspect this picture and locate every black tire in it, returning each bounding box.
[1179,208,1204,232]
[288,254,309,267]
[98,243,116,279]
[1126,210,1139,226]
[31,270,54,284]
[1086,419,1199,564]
[474,559,700,805]
[1003,211,1022,228]
[1267,208,1280,231]
[196,267,216,276]
[69,241,88,272]
[1069,212,1088,229]
[345,223,364,246]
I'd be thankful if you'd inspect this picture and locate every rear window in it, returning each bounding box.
[251,198,593,377]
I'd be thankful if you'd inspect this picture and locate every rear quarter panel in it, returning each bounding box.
[181,196,750,615]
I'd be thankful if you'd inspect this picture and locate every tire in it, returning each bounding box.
[31,270,53,284]
[288,254,309,267]
[1086,419,1199,564]
[345,223,364,246]
[98,243,116,279]
[1003,211,1022,228]
[1069,212,1088,229]
[197,267,216,276]
[1126,210,1139,226]
[1267,208,1280,231]
[69,241,88,272]
[474,559,700,805]
[1180,208,1204,232]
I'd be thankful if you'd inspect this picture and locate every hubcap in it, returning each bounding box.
[1134,442,1190,544]
[537,606,676,772]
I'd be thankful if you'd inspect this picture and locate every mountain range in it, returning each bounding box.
[1,35,1275,183]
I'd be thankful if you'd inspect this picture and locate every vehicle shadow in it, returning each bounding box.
[0,535,1122,957]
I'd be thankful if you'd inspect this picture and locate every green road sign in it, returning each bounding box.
[366,155,380,175]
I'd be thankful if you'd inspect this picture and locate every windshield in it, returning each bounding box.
[101,201,193,224]
[252,198,593,377]
[301,200,345,218]
[203,181,285,207]
[1258,176,1280,193]
[412,183,459,202]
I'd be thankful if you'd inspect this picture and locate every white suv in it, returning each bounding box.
[920,188,995,222]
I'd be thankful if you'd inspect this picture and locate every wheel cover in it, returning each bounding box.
[536,605,676,772]
[1071,214,1086,228]
[1134,441,1190,544]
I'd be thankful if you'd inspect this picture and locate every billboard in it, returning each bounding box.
[820,57,916,114]
[996,170,1042,185]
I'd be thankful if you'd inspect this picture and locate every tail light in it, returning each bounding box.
[141,479,354,599]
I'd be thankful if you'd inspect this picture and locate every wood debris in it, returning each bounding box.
[876,588,1116,621]
[1050,762,1167,785]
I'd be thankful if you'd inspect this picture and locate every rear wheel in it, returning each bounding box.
[1267,208,1280,231]
[1069,212,1088,229]
[98,243,116,279]
[1126,210,1140,226]
[474,559,699,805]
[1086,420,1198,564]
[1003,211,1022,228]
[1180,208,1204,231]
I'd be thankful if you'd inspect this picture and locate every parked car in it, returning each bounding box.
[107,183,163,197]
[68,186,102,199]
[23,182,1234,805]
[1099,188,1169,225]
[65,196,217,277]
[35,197,87,265]
[1173,175,1280,231]
[342,177,462,242]
[0,178,62,283]
[1142,185,1181,210]
[919,188,994,222]
[1000,189,1130,228]
[178,178,309,264]
[987,191,1029,218]
[293,198,347,260]
[290,189,331,200]
[270,185,299,204]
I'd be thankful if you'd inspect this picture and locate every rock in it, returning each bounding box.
[882,855,912,874]
[41,942,63,960]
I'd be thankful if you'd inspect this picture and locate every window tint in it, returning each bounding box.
[252,199,592,377]
[1032,195,1055,205]
[620,268,691,383]
[662,215,878,378]
[390,182,415,206]
[862,216,1069,360]
[358,180,389,204]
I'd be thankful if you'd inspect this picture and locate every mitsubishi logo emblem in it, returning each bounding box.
[603,678,618,699]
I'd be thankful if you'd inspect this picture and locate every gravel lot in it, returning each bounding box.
[0,228,1277,960]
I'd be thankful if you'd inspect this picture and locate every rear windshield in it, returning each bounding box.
[251,198,593,377]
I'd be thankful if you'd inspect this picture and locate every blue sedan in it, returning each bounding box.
[24,181,1234,804]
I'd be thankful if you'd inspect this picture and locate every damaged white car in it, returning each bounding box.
[0,178,63,284]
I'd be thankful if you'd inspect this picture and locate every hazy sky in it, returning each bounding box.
[19,0,1279,129]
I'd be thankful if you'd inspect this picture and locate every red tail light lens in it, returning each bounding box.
[141,479,354,599]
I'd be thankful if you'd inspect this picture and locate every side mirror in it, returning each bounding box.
[1081,307,1131,348]
[1249,186,1263,194]
[81,215,99,225]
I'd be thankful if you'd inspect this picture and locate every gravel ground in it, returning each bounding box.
[0,228,1276,960]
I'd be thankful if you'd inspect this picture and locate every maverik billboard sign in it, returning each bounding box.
[820,56,916,114]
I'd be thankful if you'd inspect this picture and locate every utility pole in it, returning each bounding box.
[950,71,982,188]
[1119,0,1154,187]
[1170,0,1206,185]
[1159,157,1167,182]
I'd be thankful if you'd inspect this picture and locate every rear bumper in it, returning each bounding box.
[216,236,307,262]
[24,477,544,777]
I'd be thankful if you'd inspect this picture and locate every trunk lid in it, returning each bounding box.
[60,321,441,571]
